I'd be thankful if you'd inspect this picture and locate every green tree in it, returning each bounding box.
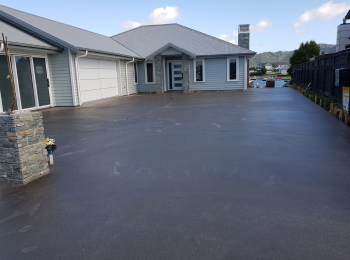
[261,66,267,75]
[288,40,320,75]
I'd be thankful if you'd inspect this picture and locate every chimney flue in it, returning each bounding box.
[238,24,250,50]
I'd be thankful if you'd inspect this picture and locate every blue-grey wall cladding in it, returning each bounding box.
[136,57,246,93]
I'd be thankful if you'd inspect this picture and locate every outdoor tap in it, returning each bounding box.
[45,138,57,165]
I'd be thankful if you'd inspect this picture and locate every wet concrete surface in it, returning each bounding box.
[1,88,350,259]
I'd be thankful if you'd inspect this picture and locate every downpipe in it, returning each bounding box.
[125,58,135,96]
[75,50,88,106]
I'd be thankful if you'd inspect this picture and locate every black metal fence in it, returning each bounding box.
[292,49,350,101]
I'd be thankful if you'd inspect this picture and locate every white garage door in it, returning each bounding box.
[78,58,118,103]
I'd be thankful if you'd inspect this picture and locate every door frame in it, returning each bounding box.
[0,53,53,112]
[166,60,183,91]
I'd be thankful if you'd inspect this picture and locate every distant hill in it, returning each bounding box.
[249,44,336,68]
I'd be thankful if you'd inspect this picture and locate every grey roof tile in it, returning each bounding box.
[112,24,256,58]
[0,20,56,49]
[0,5,140,58]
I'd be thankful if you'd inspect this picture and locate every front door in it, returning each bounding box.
[171,61,183,91]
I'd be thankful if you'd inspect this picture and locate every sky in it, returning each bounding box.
[1,0,349,53]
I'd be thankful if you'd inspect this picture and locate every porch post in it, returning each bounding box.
[155,54,164,94]
[182,53,190,93]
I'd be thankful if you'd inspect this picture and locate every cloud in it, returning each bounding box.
[122,6,180,30]
[295,29,307,34]
[218,34,231,41]
[121,21,142,31]
[294,1,350,28]
[330,29,337,34]
[250,20,273,33]
[218,32,237,44]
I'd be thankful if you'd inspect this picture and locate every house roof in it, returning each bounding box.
[0,19,58,50]
[279,66,289,70]
[112,24,256,58]
[273,62,290,65]
[0,5,140,58]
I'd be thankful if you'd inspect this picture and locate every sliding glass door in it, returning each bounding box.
[15,56,36,109]
[33,58,50,106]
[0,55,17,111]
[0,54,51,112]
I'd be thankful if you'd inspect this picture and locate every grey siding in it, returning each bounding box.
[47,48,74,106]
[190,57,245,91]
[136,61,156,93]
[126,61,137,95]
[120,60,137,95]
[70,52,79,104]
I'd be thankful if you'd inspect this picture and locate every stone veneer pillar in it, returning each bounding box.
[0,112,49,184]
[155,54,164,94]
[182,53,190,93]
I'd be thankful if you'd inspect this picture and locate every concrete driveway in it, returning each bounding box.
[1,88,350,259]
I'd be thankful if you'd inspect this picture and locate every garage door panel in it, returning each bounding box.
[100,78,118,89]
[99,69,117,79]
[80,79,101,91]
[101,87,118,98]
[79,69,100,80]
[79,58,119,103]
[79,58,99,69]
[99,60,117,70]
[81,89,102,102]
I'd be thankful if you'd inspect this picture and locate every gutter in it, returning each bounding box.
[75,50,88,106]
[125,58,135,96]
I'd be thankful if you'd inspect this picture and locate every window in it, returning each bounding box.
[227,58,239,81]
[145,62,155,83]
[134,63,138,83]
[194,59,205,82]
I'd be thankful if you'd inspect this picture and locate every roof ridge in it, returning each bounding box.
[111,38,144,58]
[110,23,178,38]
[0,4,117,41]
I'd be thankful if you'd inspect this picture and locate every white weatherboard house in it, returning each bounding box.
[0,5,256,112]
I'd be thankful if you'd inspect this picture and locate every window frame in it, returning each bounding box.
[144,61,155,84]
[227,57,240,82]
[134,62,138,84]
[193,59,205,82]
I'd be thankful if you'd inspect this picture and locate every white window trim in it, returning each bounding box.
[227,57,240,81]
[193,59,205,82]
[144,61,155,84]
[134,62,138,84]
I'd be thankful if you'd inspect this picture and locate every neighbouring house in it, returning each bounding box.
[278,66,289,74]
[0,5,256,112]
[336,10,350,52]
[272,62,290,69]
[257,63,273,72]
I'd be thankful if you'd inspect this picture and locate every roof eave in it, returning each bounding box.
[196,52,256,58]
